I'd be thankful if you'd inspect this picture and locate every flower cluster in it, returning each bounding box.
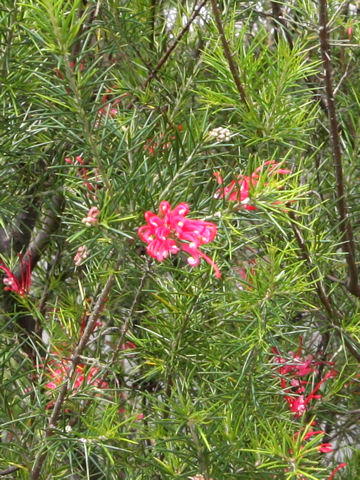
[45,362,107,391]
[82,206,100,227]
[272,340,346,479]
[272,342,336,418]
[209,126,231,142]
[0,254,31,297]
[138,201,221,278]
[214,160,291,210]
[44,356,108,409]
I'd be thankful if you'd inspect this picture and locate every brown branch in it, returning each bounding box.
[0,466,20,476]
[319,0,360,297]
[289,212,334,318]
[209,0,248,108]
[30,256,121,479]
[127,0,208,109]
[1,193,64,335]
[22,193,64,272]
[289,211,360,363]
[67,264,149,430]
[271,1,293,49]
[143,0,207,88]
[0,184,40,256]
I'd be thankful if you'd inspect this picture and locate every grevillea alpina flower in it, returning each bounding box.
[272,341,337,417]
[45,362,107,391]
[82,206,100,226]
[0,254,31,297]
[214,160,291,210]
[138,201,221,278]
[74,246,89,266]
[44,357,108,409]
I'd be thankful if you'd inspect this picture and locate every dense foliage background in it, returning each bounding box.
[0,0,359,478]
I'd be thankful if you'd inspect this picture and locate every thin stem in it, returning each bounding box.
[0,466,20,476]
[67,263,149,430]
[318,0,360,297]
[30,256,121,479]
[143,0,208,89]
[109,266,149,365]
[209,0,248,108]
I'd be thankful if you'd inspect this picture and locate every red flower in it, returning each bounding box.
[0,254,31,297]
[295,428,333,453]
[44,357,108,405]
[291,425,345,479]
[327,463,347,480]
[272,341,337,417]
[214,160,291,210]
[138,201,220,278]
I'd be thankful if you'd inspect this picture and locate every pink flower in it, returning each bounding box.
[0,254,31,297]
[44,357,107,406]
[138,202,220,278]
[214,160,291,210]
[82,206,100,226]
[74,246,89,266]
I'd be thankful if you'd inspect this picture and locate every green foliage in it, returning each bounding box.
[0,1,359,479]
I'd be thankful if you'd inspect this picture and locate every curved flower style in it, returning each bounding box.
[214,160,291,210]
[0,254,31,297]
[138,201,220,278]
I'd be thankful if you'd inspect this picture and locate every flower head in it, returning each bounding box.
[138,201,220,278]
[209,126,231,142]
[272,340,337,417]
[214,160,291,210]
[0,254,31,297]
